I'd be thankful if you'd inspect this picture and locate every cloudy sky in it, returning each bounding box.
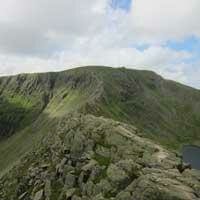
[0,0,199,88]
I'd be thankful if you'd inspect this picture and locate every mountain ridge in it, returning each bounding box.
[1,113,200,200]
[0,66,200,199]
[0,66,200,174]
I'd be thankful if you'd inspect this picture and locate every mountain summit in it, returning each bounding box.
[0,66,200,199]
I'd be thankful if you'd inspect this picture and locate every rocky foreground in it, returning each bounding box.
[1,114,200,200]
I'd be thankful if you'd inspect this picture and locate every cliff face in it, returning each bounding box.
[0,66,200,199]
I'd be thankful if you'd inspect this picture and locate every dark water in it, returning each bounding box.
[182,145,200,170]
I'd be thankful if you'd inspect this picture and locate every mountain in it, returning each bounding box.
[0,66,200,199]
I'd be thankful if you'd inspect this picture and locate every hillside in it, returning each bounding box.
[1,114,200,200]
[0,68,102,174]
[0,66,200,175]
[81,67,200,149]
[0,66,200,199]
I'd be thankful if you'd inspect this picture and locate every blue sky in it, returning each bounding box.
[112,0,200,54]
[166,37,199,52]
[111,0,132,10]
[166,37,200,61]
[0,0,199,88]
[113,0,200,89]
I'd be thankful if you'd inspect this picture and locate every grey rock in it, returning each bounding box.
[107,164,129,185]
[65,173,76,188]
[44,180,51,200]
[33,189,43,200]
[65,188,76,199]
[92,193,106,200]
[116,191,131,200]
[18,192,28,200]
[82,160,98,171]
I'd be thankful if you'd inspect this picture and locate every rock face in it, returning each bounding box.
[0,114,200,200]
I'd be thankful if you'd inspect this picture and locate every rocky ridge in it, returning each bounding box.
[1,114,200,200]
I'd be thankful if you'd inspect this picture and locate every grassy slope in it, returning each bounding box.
[82,67,200,149]
[0,69,101,175]
[0,66,200,175]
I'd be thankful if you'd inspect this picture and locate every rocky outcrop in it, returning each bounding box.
[0,114,200,200]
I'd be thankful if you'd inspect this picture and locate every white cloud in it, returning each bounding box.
[0,0,199,88]
[0,0,108,55]
[0,45,191,84]
[130,0,200,43]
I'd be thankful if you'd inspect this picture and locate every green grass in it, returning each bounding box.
[94,153,111,166]
[0,84,93,176]
[0,66,200,177]
[84,67,200,150]
[0,95,39,137]
[0,113,54,176]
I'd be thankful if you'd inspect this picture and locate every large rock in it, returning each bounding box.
[65,188,76,199]
[33,189,43,200]
[65,173,76,188]
[107,164,129,186]
[127,173,200,200]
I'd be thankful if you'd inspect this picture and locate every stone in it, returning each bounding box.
[89,165,102,181]
[33,189,43,200]
[116,191,131,200]
[116,159,141,177]
[82,181,95,197]
[95,145,110,158]
[18,192,28,200]
[94,179,112,196]
[65,173,76,188]
[2,115,200,200]
[56,158,67,175]
[44,180,51,200]
[71,132,86,156]
[41,164,50,169]
[107,164,129,185]
[92,193,106,200]
[65,188,76,199]
[72,195,82,200]
[82,160,98,172]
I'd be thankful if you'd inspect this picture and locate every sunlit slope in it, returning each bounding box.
[0,68,102,174]
[0,66,200,175]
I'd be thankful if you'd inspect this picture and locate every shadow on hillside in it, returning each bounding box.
[0,109,60,176]
[0,97,32,138]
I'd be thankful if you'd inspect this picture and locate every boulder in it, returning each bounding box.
[65,173,76,188]
[82,160,98,172]
[33,189,43,200]
[65,188,76,199]
[107,164,129,186]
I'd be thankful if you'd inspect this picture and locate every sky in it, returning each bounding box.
[0,0,199,88]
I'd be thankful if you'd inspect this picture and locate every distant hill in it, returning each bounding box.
[0,66,200,199]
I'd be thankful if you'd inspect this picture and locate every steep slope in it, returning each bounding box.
[1,114,200,200]
[83,67,200,149]
[0,69,102,138]
[0,66,200,175]
[1,66,200,199]
[0,69,102,174]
